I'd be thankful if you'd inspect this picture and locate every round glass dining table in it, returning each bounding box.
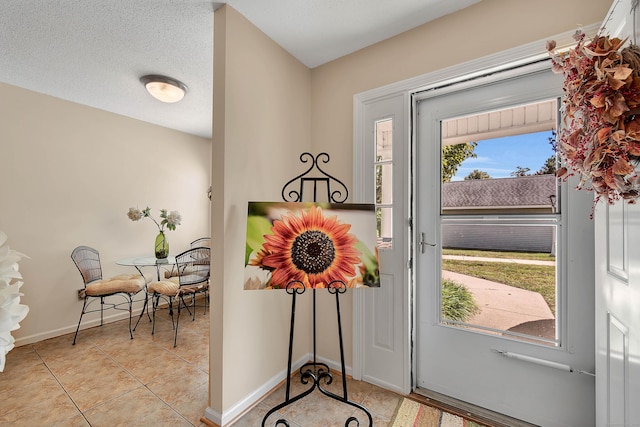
[116,256,177,328]
[116,256,177,281]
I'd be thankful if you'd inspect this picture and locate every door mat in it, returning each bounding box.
[390,397,487,427]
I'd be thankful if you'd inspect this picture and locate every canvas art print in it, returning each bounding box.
[244,202,380,290]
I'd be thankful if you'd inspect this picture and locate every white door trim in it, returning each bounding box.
[352,23,599,391]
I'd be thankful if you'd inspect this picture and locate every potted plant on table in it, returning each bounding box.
[127,207,181,259]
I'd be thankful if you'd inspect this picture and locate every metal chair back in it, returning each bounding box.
[190,237,210,248]
[175,247,210,287]
[71,246,103,286]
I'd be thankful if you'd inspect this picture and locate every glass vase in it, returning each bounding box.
[155,231,169,259]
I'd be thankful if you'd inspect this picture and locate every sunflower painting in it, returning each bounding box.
[244,202,380,290]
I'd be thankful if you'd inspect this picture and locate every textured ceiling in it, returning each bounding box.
[0,0,479,139]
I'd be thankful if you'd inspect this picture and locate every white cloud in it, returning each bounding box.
[464,156,493,164]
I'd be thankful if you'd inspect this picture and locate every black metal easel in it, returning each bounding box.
[261,152,373,427]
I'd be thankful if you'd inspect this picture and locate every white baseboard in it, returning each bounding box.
[362,375,405,395]
[15,309,136,346]
[14,297,179,346]
[204,354,353,426]
[203,353,310,426]
[315,353,352,377]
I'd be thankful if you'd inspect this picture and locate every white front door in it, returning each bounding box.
[594,1,640,425]
[415,65,596,426]
[353,92,411,394]
[595,201,640,426]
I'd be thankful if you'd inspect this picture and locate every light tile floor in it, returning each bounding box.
[1,305,403,427]
[234,369,402,427]
[2,306,209,427]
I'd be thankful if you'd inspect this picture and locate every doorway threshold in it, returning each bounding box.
[412,388,539,427]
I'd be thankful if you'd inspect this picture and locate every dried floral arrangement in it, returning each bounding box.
[547,29,640,206]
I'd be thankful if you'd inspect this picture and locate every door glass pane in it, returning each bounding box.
[377,207,393,249]
[439,99,560,346]
[376,119,393,161]
[376,163,393,204]
[375,118,393,249]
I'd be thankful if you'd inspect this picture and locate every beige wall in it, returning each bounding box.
[311,0,612,183]
[308,0,612,364]
[0,82,211,343]
[211,5,313,417]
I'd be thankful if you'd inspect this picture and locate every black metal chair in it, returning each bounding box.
[190,237,210,248]
[162,237,210,279]
[147,247,210,347]
[70,246,146,345]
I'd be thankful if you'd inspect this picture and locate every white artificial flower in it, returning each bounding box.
[0,231,29,372]
[127,207,144,221]
[0,235,24,287]
[166,211,182,227]
[0,331,16,373]
[128,207,181,231]
[0,282,29,332]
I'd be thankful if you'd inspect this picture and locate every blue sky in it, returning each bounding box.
[451,130,555,181]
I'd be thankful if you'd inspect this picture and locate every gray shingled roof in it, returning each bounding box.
[442,175,557,208]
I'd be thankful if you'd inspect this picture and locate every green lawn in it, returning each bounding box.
[442,259,556,315]
[443,248,555,262]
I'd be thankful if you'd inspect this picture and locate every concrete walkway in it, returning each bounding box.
[441,253,557,341]
[442,254,555,266]
[443,270,554,332]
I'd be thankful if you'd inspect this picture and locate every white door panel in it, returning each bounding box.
[595,200,640,426]
[353,93,410,394]
[594,2,640,425]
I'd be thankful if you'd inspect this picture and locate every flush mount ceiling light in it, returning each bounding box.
[140,74,188,103]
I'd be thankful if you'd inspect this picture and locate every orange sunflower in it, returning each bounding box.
[260,205,361,289]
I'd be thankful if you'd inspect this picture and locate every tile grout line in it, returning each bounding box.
[88,327,198,426]
[94,321,209,426]
[35,318,206,426]
[9,313,210,426]
[33,342,94,426]
[142,380,200,426]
